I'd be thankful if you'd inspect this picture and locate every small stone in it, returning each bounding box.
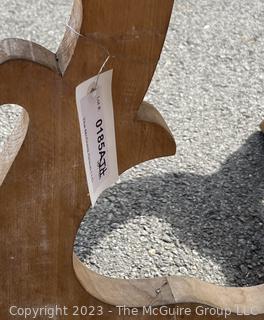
[179,266,187,274]
[110,223,119,229]
[162,235,172,243]
[148,249,156,256]
[240,265,248,274]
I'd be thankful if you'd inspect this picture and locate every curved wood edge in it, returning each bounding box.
[1,35,262,320]
[73,253,175,307]
[72,112,264,315]
[2,0,262,315]
[72,100,177,306]
[56,0,83,75]
[71,111,264,316]
[0,0,82,75]
[0,38,58,72]
[137,101,175,143]
[260,120,264,133]
[168,277,264,315]
[73,254,264,314]
[0,107,29,186]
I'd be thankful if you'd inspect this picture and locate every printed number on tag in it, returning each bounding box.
[76,70,118,206]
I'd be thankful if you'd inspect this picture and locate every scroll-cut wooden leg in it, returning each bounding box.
[0,1,175,319]
[0,0,263,319]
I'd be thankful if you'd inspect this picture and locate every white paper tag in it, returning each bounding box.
[76,70,118,206]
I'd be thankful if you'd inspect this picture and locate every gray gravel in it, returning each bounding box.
[1,0,264,287]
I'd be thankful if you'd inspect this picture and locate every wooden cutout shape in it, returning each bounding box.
[0,0,263,319]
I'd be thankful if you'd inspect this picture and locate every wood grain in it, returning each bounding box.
[0,0,263,319]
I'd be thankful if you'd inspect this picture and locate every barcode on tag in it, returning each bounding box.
[76,70,118,206]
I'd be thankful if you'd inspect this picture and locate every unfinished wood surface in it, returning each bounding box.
[74,253,264,314]
[0,0,263,319]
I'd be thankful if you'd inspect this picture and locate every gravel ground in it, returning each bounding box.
[1,0,264,287]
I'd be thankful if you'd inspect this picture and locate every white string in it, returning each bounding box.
[66,23,111,92]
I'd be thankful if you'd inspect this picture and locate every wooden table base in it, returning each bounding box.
[0,0,263,318]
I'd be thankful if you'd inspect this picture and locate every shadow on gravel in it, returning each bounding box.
[75,131,264,287]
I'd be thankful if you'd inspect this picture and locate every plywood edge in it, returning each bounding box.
[73,253,175,307]
[137,102,174,140]
[56,0,83,75]
[73,254,264,314]
[0,38,58,72]
[168,277,264,315]
[137,101,176,154]
[0,0,82,75]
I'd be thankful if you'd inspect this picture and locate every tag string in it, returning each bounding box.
[65,23,111,92]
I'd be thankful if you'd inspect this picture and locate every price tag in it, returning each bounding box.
[76,70,118,206]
